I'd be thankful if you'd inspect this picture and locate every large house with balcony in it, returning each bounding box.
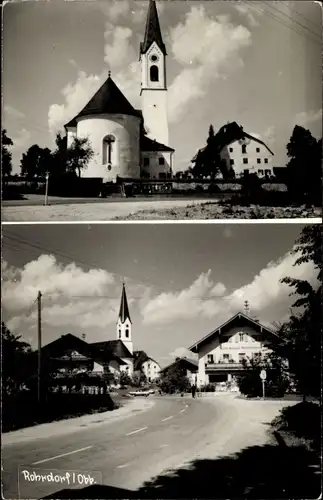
[189,312,280,389]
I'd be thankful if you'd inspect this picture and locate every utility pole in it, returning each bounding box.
[37,290,42,404]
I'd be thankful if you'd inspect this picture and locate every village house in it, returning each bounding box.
[188,312,280,390]
[39,282,159,390]
[160,357,199,386]
[192,122,274,179]
[64,0,174,183]
[133,351,161,382]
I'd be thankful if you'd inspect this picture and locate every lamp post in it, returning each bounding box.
[44,172,49,206]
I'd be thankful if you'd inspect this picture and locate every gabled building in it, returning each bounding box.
[40,332,127,384]
[160,357,199,386]
[189,312,280,389]
[64,0,174,183]
[134,351,161,382]
[192,122,274,179]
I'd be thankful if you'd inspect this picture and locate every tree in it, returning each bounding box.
[119,371,132,387]
[286,125,322,204]
[20,145,53,179]
[159,361,191,394]
[207,124,215,143]
[2,129,13,180]
[2,322,33,397]
[238,354,290,398]
[66,136,95,178]
[272,225,322,400]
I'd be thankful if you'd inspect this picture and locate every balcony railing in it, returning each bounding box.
[205,361,244,370]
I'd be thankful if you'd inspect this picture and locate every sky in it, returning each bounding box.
[2,222,319,366]
[3,0,322,174]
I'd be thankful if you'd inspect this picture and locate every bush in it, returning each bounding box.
[2,391,116,432]
[201,383,216,392]
[271,402,321,452]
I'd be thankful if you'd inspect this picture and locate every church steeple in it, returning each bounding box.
[118,282,131,324]
[117,282,133,355]
[140,0,167,56]
[140,0,169,146]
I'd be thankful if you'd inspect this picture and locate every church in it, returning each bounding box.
[64,0,174,183]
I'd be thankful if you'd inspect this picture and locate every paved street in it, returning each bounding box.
[2,395,297,499]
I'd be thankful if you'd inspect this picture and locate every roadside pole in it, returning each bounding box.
[37,290,42,404]
[260,369,266,399]
[44,172,49,206]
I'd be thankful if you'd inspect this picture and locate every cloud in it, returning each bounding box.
[48,3,141,135]
[169,347,198,362]
[295,108,322,127]
[48,3,252,132]
[3,105,25,120]
[263,125,276,143]
[234,2,263,27]
[167,6,252,122]
[12,128,31,149]
[2,255,119,332]
[140,249,318,327]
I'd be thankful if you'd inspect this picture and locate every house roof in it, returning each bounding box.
[133,350,149,371]
[141,135,174,152]
[191,122,274,162]
[40,333,126,365]
[90,339,133,359]
[160,357,198,373]
[140,0,167,56]
[189,312,280,352]
[64,76,140,128]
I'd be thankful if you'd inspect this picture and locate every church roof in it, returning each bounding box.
[189,312,281,352]
[119,282,131,323]
[90,339,133,359]
[64,76,140,128]
[140,0,167,56]
[141,135,174,152]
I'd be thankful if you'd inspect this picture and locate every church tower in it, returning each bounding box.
[116,282,133,355]
[140,0,169,146]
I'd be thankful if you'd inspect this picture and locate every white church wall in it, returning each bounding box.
[77,114,141,182]
[141,151,172,179]
[66,127,77,148]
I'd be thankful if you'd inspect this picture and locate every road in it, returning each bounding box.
[2,194,227,208]
[2,395,302,499]
[2,197,221,222]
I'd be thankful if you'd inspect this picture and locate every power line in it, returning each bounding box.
[241,0,321,46]
[277,1,322,30]
[264,1,321,42]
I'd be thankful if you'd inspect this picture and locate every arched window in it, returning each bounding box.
[103,135,115,166]
[150,65,159,82]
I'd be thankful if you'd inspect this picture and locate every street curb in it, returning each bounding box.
[2,398,155,447]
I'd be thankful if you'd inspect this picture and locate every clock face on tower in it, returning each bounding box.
[150,54,159,62]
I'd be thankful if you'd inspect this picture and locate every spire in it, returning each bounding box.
[118,282,131,324]
[140,0,167,55]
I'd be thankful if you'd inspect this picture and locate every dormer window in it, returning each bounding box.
[150,65,159,82]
